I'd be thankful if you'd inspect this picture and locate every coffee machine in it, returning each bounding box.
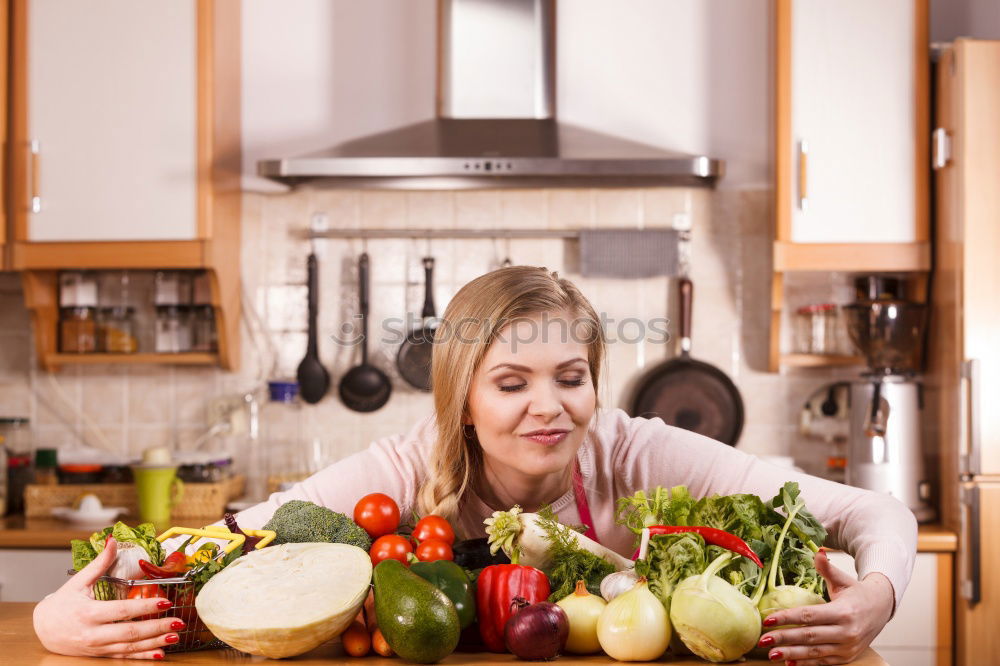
[843,276,936,523]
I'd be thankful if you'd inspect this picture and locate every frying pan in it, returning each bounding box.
[627,277,745,445]
[397,256,437,391]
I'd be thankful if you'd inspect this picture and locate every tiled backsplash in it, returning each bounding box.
[0,187,857,476]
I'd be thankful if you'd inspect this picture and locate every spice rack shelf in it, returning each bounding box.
[42,352,219,370]
[22,270,238,372]
[779,353,864,368]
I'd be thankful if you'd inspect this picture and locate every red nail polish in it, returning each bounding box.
[758,635,775,647]
[787,661,797,666]
[763,616,778,627]
[769,650,784,661]
[152,654,164,661]
[156,600,173,610]
[170,620,186,630]
[165,634,179,644]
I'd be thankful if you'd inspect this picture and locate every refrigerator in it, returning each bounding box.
[929,38,1000,666]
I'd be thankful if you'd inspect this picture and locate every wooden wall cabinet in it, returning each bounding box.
[770,0,931,371]
[6,0,242,370]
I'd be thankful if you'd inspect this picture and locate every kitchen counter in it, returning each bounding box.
[1,517,959,552]
[0,603,888,665]
[0,516,224,549]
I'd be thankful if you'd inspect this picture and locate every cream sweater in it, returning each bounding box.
[234,407,917,608]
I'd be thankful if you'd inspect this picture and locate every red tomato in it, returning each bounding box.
[354,493,401,539]
[370,534,413,567]
[127,583,165,620]
[412,515,455,546]
[415,539,453,562]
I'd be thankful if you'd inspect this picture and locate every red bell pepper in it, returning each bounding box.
[640,525,763,568]
[138,551,189,579]
[476,563,550,652]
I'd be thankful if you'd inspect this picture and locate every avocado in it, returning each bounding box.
[373,559,460,663]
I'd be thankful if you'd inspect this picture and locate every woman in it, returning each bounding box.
[35,266,916,664]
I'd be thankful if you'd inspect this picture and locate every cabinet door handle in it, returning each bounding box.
[961,359,982,477]
[797,140,809,211]
[932,128,951,170]
[961,485,981,606]
[29,139,41,214]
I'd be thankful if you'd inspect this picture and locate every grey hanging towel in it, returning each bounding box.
[578,229,681,278]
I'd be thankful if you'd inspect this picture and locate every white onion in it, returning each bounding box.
[556,580,607,654]
[597,578,671,661]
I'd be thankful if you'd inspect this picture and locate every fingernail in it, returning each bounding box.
[758,635,775,647]
[153,654,164,661]
[769,650,784,661]
[165,634,179,644]
[787,661,797,666]
[157,600,173,610]
[763,616,778,627]
[170,620,186,630]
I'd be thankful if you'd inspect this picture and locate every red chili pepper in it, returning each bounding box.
[475,563,550,652]
[138,551,189,579]
[643,526,763,568]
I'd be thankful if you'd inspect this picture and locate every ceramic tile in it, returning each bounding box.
[547,190,592,230]
[361,191,408,229]
[454,191,499,227]
[35,423,82,450]
[307,190,362,229]
[499,190,547,230]
[126,367,172,426]
[594,189,642,229]
[0,334,33,380]
[80,366,127,425]
[642,188,692,228]
[173,367,218,426]
[406,191,455,229]
[0,381,31,417]
[125,425,174,457]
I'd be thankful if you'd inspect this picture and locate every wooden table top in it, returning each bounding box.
[0,516,959,552]
[0,516,223,549]
[0,603,888,665]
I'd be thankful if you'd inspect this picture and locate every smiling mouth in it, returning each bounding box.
[520,429,570,445]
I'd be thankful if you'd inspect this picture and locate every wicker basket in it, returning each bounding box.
[25,475,246,519]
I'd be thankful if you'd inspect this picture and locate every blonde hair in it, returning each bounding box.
[416,266,607,528]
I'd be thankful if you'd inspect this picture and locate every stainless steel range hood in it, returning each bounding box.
[258,0,723,189]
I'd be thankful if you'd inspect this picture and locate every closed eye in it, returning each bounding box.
[498,378,587,393]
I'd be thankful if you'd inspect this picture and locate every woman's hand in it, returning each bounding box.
[757,549,895,666]
[33,538,184,660]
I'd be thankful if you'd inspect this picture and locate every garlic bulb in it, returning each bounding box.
[108,541,147,581]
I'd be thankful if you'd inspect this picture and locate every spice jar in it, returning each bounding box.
[191,305,217,352]
[794,304,840,355]
[155,305,192,353]
[60,307,98,353]
[99,306,138,353]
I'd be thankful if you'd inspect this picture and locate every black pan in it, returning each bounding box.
[397,256,437,392]
[627,277,744,445]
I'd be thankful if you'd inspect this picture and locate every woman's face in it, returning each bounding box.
[465,311,597,479]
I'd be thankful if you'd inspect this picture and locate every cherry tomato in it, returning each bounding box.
[412,515,455,546]
[415,539,453,562]
[354,493,401,539]
[369,534,413,567]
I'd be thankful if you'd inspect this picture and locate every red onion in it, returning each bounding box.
[504,597,569,660]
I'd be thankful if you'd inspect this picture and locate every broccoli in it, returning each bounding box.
[262,500,372,551]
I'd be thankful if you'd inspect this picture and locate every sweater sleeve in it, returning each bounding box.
[227,414,437,532]
[610,410,917,610]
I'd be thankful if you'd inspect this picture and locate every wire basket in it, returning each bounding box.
[90,573,223,653]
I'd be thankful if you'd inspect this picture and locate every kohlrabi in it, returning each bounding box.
[668,552,761,663]
[751,486,826,625]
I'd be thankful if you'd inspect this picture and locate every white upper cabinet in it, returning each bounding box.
[783,0,924,244]
[24,0,197,242]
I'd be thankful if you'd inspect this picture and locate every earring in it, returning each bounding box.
[463,424,476,440]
